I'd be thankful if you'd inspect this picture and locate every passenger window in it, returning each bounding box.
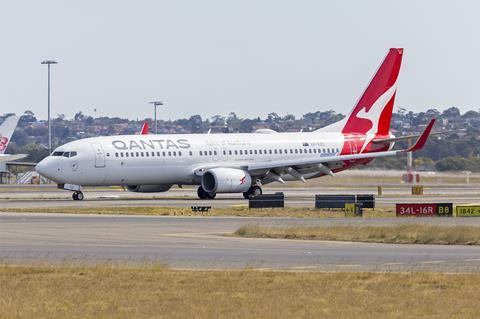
[309,149,312,153]
[179,151,182,156]
[125,153,129,157]
[168,151,172,156]
[145,152,149,157]
[254,150,257,155]
[274,149,278,154]
[234,150,238,155]
[189,151,193,156]
[199,151,203,156]
[136,152,139,157]
[120,153,124,157]
[209,151,212,156]
[223,150,226,155]
[269,150,272,154]
[295,149,298,154]
[239,150,243,155]
[259,150,262,154]
[106,153,110,157]
[140,152,144,157]
[157,152,161,156]
[173,151,177,156]
[229,150,232,155]
[162,151,166,156]
[115,153,119,157]
[214,151,217,155]
[151,152,155,156]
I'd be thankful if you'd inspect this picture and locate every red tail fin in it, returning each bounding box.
[140,121,149,135]
[317,48,403,136]
[342,48,403,135]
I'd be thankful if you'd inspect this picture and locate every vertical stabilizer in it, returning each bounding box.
[0,115,19,154]
[316,48,403,136]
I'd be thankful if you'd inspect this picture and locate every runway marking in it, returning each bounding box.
[337,264,360,268]
[420,260,445,264]
[382,262,405,266]
[292,266,317,269]
[464,258,480,262]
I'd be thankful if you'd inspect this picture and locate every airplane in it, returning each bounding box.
[0,115,27,162]
[36,48,436,201]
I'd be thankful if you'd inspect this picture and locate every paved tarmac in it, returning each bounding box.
[0,185,479,208]
[2,212,480,272]
[1,184,480,271]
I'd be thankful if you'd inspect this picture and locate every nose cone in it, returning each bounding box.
[35,157,58,182]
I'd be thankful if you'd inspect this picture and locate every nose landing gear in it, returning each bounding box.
[72,191,84,201]
[197,186,216,199]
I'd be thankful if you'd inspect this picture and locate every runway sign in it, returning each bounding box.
[455,205,480,217]
[191,206,211,212]
[315,194,374,209]
[396,203,453,217]
[249,193,284,209]
[344,203,363,217]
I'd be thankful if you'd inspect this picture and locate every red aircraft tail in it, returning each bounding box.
[317,48,403,136]
[140,121,149,135]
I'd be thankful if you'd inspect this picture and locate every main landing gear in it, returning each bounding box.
[243,185,262,199]
[197,186,216,200]
[72,191,84,201]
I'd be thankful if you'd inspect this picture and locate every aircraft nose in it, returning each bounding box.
[35,157,56,180]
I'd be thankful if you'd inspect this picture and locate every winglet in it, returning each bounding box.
[405,118,435,152]
[140,121,149,135]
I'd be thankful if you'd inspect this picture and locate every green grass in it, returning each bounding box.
[235,224,480,245]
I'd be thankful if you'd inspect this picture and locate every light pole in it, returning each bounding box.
[41,60,58,154]
[149,101,163,134]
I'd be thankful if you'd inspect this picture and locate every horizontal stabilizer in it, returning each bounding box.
[373,128,463,144]
[404,119,435,152]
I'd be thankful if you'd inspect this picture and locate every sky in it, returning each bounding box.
[0,0,479,120]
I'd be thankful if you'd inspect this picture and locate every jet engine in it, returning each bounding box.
[125,184,172,193]
[201,168,252,193]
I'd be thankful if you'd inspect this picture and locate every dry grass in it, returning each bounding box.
[0,206,395,218]
[235,224,480,245]
[1,264,480,319]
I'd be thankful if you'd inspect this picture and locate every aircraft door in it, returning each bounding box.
[347,139,358,155]
[92,143,106,168]
[212,148,219,161]
[220,148,228,161]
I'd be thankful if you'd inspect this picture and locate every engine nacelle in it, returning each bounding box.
[126,184,172,193]
[201,168,252,193]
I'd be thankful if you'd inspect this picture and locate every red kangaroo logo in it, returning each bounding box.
[239,176,246,185]
[0,137,8,152]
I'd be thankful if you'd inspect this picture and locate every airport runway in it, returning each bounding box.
[2,212,480,272]
[1,185,479,208]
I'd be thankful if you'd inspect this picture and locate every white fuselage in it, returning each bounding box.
[36,131,365,187]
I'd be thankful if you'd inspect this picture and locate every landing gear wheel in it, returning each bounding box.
[250,185,262,197]
[207,192,216,199]
[243,185,263,199]
[72,191,84,201]
[197,186,209,199]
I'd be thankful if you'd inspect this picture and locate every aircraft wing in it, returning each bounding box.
[246,119,435,176]
[0,154,28,162]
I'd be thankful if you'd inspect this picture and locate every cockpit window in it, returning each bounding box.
[63,151,78,158]
[53,151,78,158]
